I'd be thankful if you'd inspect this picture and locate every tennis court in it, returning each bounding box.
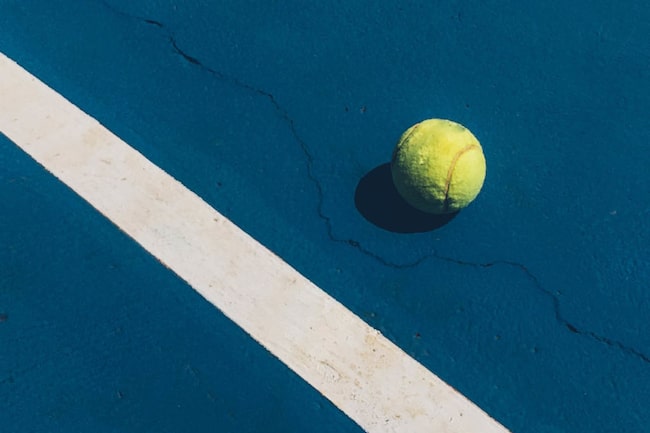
[1,1,649,432]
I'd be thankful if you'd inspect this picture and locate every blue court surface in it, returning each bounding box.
[1,1,649,432]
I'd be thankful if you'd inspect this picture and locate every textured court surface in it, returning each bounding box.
[1,1,649,432]
[0,53,508,432]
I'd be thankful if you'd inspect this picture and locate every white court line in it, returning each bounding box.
[0,52,509,433]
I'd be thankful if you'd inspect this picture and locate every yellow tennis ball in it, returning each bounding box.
[391,119,486,214]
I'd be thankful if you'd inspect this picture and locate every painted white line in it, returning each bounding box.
[0,52,509,433]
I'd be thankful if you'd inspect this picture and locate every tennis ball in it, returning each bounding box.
[391,119,486,214]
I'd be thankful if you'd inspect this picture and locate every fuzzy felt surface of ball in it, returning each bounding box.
[391,119,486,214]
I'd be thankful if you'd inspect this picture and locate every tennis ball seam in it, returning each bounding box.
[391,123,421,163]
[443,143,480,212]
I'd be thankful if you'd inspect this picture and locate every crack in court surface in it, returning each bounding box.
[97,0,650,367]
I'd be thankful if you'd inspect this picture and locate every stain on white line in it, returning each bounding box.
[0,52,510,433]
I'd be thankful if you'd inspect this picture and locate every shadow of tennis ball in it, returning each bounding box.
[354,163,457,233]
